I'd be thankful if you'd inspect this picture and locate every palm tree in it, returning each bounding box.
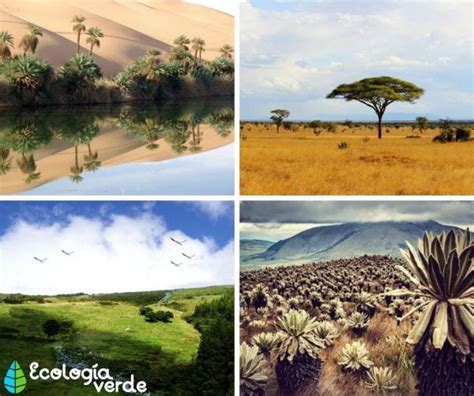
[174,34,190,51]
[386,229,473,395]
[139,49,161,80]
[72,15,86,54]
[219,44,233,59]
[19,24,43,55]
[0,31,14,60]
[191,37,205,71]
[85,27,104,55]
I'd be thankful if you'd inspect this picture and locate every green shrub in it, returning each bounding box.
[57,53,102,98]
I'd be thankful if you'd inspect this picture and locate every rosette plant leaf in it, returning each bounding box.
[386,229,473,395]
[240,342,268,396]
[275,309,324,392]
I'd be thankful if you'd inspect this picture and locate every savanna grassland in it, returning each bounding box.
[0,286,234,395]
[240,123,474,195]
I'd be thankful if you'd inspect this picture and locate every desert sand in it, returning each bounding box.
[0,0,233,77]
[0,124,233,194]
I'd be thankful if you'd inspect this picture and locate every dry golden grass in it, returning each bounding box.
[240,124,474,195]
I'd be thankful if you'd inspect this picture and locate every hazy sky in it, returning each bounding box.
[0,201,234,295]
[241,0,473,120]
[185,0,236,15]
[240,201,474,241]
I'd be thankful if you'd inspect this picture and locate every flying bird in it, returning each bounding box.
[61,249,74,256]
[170,237,186,245]
[170,261,183,267]
[34,257,47,263]
[182,253,195,259]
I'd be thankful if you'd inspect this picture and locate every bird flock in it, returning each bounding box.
[34,249,74,263]
[170,237,195,267]
[34,237,195,268]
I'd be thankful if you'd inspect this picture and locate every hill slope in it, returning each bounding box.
[245,221,470,266]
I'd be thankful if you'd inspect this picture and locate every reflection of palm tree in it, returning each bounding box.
[69,145,84,183]
[164,121,191,155]
[189,124,203,153]
[17,153,40,183]
[0,147,12,174]
[117,107,163,151]
[83,143,101,172]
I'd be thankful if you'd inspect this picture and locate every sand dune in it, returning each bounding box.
[0,0,233,76]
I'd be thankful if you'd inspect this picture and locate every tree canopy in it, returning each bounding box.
[327,76,424,138]
[270,109,290,133]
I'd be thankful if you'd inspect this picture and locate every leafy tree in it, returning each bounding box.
[19,24,43,55]
[327,76,424,139]
[7,56,53,102]
[169,47,193,75]
[309,120,324,135]
[42,319,61,340]
[57,53,102,97]
[416,116,428,134]
[208,56,234,78]
[270,109,290,133]
[0,31,14,60]
[17,153,40,183]
[219,44,233,59]
[72,15,86,54]
[0,146,12,175]
[189,291,234,395]
[86,27,104,55]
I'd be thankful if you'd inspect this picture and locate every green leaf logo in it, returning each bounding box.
[4,360,27,394]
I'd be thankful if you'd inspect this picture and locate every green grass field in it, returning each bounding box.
[0,286,232,395]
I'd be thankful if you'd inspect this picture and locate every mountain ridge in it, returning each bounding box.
[242,221,470,267]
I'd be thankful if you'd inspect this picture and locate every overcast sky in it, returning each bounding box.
[0,201,234,295]
[241,201,474,241]
[240,0,473,121]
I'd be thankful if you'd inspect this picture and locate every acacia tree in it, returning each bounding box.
[416,116,428,134]
[327,76,424,139]
[270,109,290,133]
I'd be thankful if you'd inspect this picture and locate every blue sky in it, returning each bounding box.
[241,0,474,121]
[0,201,234,294]
[0,201,234,248]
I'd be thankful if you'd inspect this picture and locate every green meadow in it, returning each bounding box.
[0,286,233,395]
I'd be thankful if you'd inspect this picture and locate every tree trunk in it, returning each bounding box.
[377,114,382,139]
[90,43,94,55]
[415,338,473,396]
[276,123,280,133]
[76,33,80,54]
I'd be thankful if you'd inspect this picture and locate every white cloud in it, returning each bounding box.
[241,1,473,119]
[0,214,234,295]
[192,201,233,221]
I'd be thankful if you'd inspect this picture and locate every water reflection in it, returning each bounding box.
[0,99,233,194]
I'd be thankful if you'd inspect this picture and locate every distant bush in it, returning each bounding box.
[144,310,174,323]
[338,141,348,149]
[98,301,118,306]
[42,319,61,340]
[139,306,153,316]
[433,119,471,143]
[94,290,167,306]
[2,295,26,304]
